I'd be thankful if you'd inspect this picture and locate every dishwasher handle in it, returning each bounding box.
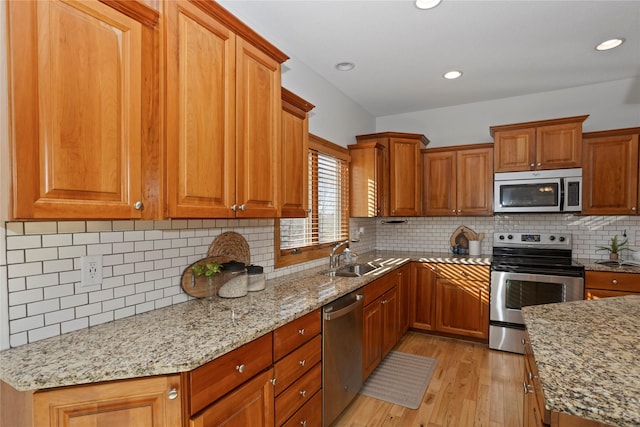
[324,294,363,321]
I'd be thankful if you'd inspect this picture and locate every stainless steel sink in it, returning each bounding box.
[325,262,382,277]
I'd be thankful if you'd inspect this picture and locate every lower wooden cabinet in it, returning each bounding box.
[29,375,182,427]
[397,263,411,335]
[410,262,489,340]
[191,369,275,427]
[585,271,640,299]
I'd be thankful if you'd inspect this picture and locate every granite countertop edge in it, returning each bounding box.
[0,250,491,392]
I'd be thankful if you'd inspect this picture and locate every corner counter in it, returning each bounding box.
[522,296,640,427]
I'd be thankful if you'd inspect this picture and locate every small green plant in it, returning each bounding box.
[597,235,629,255]
[192,260,222,277]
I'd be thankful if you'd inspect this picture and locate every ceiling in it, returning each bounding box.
[219,0,640,117]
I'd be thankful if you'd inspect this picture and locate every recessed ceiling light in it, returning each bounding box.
[443,70,463,80]
[416,0,442,9]
[596,38,624,51]
[335,62,355,71]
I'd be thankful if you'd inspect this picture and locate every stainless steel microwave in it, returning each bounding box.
[494,168,582,213]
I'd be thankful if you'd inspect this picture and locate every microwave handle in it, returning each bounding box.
[559,179,565,211]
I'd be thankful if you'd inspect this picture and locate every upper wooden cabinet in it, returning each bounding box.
[422,143,493,216]
[582,128,640,215]
[350,132,429,217]
[280,88,315,218]
[6,0,160,219]
[165,0,287,218]
[491,115,588,172]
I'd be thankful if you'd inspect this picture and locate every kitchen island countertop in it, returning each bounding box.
[522,295,640,427]
[0,251,490,392]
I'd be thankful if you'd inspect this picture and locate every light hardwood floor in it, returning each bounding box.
[334,331,524,427]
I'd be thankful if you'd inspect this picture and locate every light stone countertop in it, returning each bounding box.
[522,296,640,427]
[579,258,640,274]
[0,251,490,392]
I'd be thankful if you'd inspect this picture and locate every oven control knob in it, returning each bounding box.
[499,235,505,240]
[507,234,513,240]
[559,236,566,242]
[549,235,556,241]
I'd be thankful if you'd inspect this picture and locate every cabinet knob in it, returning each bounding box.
[632,207,637,211]
[133,201,144,210]
[298,328,305,335]
[236,364,245,373]
[300,421,307,427]
[612,279,618,285]
[239,204,247,211]
[299,359,306,367]
[167,388,178,400]
[530,163,535,168]
[299,390,307,398]
[523,381,534,394]
[452,209,456,213]
[537,162,541,167]
[459,270,466,276]
[231,204,238,212]
[270,378,277,386]
[457,210,461,213]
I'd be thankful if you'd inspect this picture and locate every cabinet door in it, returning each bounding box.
[494,128,536,172]
[536,121,582,170]
[397,264,411,334]
[235,38,281,218]
[389,138,421,216]
[582,133,639,215]
[363,297,383,381]
[191,369,274,427]
[8,0,145,219]
[435,278,489,339]
[422,150,456,216]
[165,0,236,218]
[381,286,399,358]
[456,147,494,215]
[33,375,182,427]
[410,263,436,331]
[349,143,384,217]
[280,89,312,218]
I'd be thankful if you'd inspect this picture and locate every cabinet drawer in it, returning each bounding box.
[585,271,640,293]
[274,335,321,395]
[281,390,322,427]
[436,264,489,282]
[275,363,321,426]
[274,309,321,361]
[189,333,273,416]
[363,273,396,306]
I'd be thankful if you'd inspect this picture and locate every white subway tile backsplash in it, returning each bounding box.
[9,305,26,320]
[44,284,75,300]
[25,247,58,262]
[6,250,24,265]
[7,235,42,250]
[42,234,73,247]
[43,259,74,274]
[61,318,88,334]
[45,308,75,325]
[24,222,58,235]
[10,289,43,306]
[114,306,136,320]
[60,294,88,310]
[26,273,59,290]
[76,302,102,318]
[28,325,60,342]
[10,333,27,347]
[10,315,44,333]
[89,311,113,327]
[27,299,60,316]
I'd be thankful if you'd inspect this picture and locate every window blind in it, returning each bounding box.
[280,148,349,251]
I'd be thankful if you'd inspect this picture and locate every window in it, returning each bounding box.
[276,134,350,268]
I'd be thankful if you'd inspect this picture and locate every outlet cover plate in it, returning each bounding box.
[81,255,102,286]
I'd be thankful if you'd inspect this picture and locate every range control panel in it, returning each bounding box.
[493,232,572,249]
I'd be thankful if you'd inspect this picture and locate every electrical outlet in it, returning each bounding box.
[81,255,102,286]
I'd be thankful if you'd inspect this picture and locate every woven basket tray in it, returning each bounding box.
[208,231,250,265]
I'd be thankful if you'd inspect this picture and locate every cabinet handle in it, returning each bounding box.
[521,338,527,345]
[528,371,538,380]
[299,359,306,367]
[298,328,305,335]
[239,204,247,211]
[612,279,618,285]
[457,210,461,213]
[230,204,238,212]
[167,388,178,400]
[236,364,245,373]
[300,421,307,427]
[270,378,277,386]
[523,381,534,394]
[133,201,144,210]
[459,270,466,276]
[299,390,307,398]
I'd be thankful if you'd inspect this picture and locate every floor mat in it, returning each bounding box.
[359,350,437,409]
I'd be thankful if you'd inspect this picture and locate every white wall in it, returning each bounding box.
[280,56,375,147]
[376,77,640,148]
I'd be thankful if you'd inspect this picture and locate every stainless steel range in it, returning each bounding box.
[489,232,584,354]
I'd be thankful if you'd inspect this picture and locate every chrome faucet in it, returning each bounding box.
[329,240,350,270]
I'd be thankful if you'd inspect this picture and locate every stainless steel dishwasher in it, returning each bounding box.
[322,290,364,427]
